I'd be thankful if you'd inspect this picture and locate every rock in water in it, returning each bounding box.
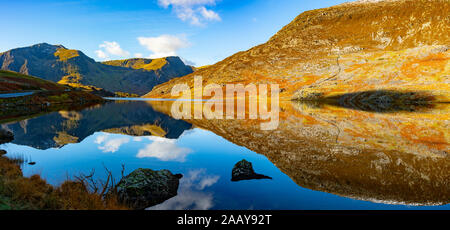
[0,129,13,145]
[116,168,182,210]
[0,150,6,155]
[231,159,272,182]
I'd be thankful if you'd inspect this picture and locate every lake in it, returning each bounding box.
[0,99,449,210]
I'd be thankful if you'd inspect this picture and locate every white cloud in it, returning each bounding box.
[180,57,195,66]
[95,50,108,59]
[148,169,219,210]
[136,136,192,162]
[137,35,190,58]
[134,53,144,58]
[158,0,221,26]
[95,41,130,59]
[199,6,220,21]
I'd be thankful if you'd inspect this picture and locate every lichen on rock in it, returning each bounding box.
[115,168,183,209]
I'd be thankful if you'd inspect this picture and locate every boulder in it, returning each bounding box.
[0,129,13,145]
[115,168,182,209]
[0,150,6,155]
[231,159,272,182]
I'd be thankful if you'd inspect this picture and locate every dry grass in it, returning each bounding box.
[0,154,129,210]
[0,70,67,92]
[102,58,168,71]
[54,48,79,61]
[144,0,449,101]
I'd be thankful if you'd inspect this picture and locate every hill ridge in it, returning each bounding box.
[0,43,194,95]
[144,0,449,102]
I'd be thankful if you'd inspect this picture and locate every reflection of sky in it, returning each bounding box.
[137,136,192,162]
[1,128,449,210]
[95,134,130,153]
[149,169,219,210]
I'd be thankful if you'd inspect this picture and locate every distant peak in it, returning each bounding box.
[32,42,57,47]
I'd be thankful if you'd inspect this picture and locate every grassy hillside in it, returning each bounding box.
[0,70,104,122]
[144,0,449,102]
[0,70,66,92]
[102,58,168,71]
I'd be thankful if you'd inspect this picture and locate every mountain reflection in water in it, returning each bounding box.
[149,100,449,206]
[1,101,192,149]
[0,99,448,209]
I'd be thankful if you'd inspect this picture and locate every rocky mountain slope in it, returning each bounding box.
[0,43,194,95]
[144,0,449,102]
[102,57,194,75]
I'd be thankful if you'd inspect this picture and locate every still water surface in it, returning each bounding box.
[0,99,448,210]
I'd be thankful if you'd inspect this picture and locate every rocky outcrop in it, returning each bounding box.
[115,168,182,209]
[231,159,272,182]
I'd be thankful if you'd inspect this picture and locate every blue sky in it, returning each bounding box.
[0,0,349,66]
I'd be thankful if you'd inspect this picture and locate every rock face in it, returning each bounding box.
[145,0,449,102]
[115,168,183,209]
[231,159,272,182]
[0,43,194,95]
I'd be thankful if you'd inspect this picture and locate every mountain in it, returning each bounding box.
[144,0,449,102]
[0,43,194,95]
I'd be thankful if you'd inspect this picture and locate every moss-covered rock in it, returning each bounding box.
[115,168,182,210]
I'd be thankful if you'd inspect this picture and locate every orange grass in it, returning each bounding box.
[0,155,128,210]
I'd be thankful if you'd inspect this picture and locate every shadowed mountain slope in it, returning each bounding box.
[0,43,194,95]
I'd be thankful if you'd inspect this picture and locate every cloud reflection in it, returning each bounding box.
[148,169,219,210]
[95,134,130,153]
[136,136,192,162]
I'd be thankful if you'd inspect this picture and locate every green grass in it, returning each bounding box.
[48,93,70,102]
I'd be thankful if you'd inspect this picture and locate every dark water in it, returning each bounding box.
[0,99,449,210]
